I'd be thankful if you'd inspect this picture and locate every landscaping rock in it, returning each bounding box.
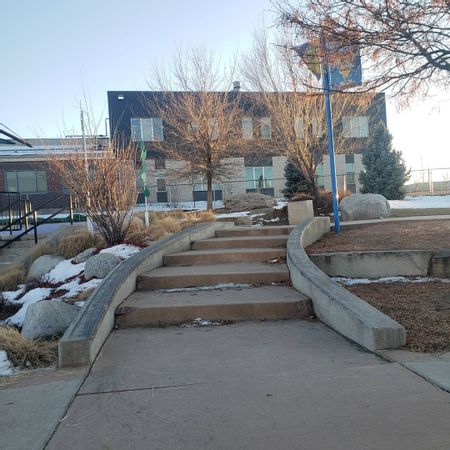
[224,193,276,212]
[339,194,390,221]
[27,255,64,281]
[72,247,97,264]
[84,253,121,280]
[21,300,81,340]
[234,216,252,226]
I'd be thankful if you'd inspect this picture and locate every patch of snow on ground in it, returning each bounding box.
[43,260,85,284]
[134,200,224,212]
[215,211,250,219]
[2,285,26,303]
[0,351,13,376]
[389,195,450,209]
[334,276,450,285]
[57,278,102,299]
[5,287,53,327]
[100,244,141,260]
[274,200,287,210]
[192,318,221,327]
[158,283,252,293]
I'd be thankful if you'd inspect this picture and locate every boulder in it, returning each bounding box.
[224,193,276,212]
[27,255,64,281]
[72,247,97,264]
[84,253,121,280]
[21,300,81,340]
[234,216,252,226]
[339,193,390,221]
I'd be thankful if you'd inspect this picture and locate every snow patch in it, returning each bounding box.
[57,278,102,299]
[192,318,220,327]
[334,276,450,285]
[215,211,250,219]
[43,260,85,284]
[389,195,450,209]
[0,351,13,376]
[157,283,252,293]
[100,244,141,260]
[2,285,26,304]
[5,287,53,327]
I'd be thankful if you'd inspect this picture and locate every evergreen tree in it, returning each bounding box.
[359,122,410,199]
[282,161,314,199]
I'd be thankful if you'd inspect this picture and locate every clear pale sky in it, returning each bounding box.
[2,0,449,172]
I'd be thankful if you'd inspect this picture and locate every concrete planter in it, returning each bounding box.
[287,200,314,225]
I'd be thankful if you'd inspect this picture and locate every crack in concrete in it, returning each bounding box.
[77,381,209,397]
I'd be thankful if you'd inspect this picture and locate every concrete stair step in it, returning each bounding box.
[116,285,312,327]
[0,247,28,257]
[137,262,290,290]
[216,226,294,238]
[164,248,286,266]
[192,235,289,250]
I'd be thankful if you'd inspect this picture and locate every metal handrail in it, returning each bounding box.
[0,193,75,249]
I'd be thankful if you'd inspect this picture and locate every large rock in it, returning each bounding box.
[27,255,64,281]
[339,194,390,221]
[224,193,276,212]
[84,253,121,280]
[72,247,97,264]
[21,300,81,339]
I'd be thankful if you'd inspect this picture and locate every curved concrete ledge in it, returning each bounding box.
[287,218,406,351]
[310,250,432,278]
[59,222,232,367]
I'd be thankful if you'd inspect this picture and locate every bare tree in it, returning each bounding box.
[241,29,372,208]
[275,0,450,101]
[49,138,138,246]
[147,48,246,210]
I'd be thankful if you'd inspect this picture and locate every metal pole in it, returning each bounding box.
[321,64,341,234]
[33,210,38,244]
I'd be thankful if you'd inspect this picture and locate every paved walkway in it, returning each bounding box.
[45,320,450,450]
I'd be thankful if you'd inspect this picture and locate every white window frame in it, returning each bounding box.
[131,118,164,142]
[342,116,369,138]
[242,117,253,139]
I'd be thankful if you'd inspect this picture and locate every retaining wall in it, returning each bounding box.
[287,218,406,351]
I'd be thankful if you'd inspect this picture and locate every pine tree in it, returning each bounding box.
[359,122,410,200]
[282,161,314,199]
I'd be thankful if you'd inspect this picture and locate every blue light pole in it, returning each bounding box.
[321,64,341,233]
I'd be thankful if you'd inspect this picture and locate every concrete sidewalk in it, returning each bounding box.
[46,320,450,450]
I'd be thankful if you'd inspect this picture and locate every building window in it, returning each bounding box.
[315,163,325,189]
[245,166,273,190]
[208,118,219,140]
[242,117,253,139]
[342,116,369,138]
[131,118,163,142]
[156,178,166,192]
[192,175,221,192]
[155,157,166,170]
[260,117,271,139]
[345,154,355,173]
[6,170,48,193]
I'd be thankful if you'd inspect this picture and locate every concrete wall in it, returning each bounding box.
[310,250,432,278]
[59,221,233,367]
[287,218,406,351]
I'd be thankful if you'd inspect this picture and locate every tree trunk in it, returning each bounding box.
[206,173,213,211]
[311,180,320,216]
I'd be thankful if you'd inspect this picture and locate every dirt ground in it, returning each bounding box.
[345,282,450,352]
[307,219,450,253]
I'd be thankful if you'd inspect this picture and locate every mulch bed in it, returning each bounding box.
[0,298,20,321]
[345,282,450,352]
[307,219,450,253]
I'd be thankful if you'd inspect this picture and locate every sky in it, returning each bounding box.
[2,0,449,173]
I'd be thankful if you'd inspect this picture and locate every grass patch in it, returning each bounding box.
[0,326,57,368]
[57,230,96,259]
[0,265,26,292]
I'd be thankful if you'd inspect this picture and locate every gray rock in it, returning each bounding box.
[234,216,252,226]
[84,253,121,280]
[27,255,64,281]
[339,193,390,221]
[21,300,81,339]
[72,247,97,264]
[224,193,276,212]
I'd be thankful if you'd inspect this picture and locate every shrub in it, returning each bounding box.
[0,326,57,368]
[196,210,216,222]
[315,190,352,216]
[57,230,96,259]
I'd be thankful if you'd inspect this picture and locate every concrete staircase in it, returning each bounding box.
[0,235,37,268]
[116,225,313,327]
